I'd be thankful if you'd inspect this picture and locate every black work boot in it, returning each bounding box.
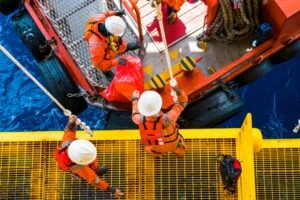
[97,166,109,176]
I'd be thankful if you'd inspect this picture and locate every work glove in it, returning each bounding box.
[67,115,77,129]
[107,187,124,198]
[114,188,124,198]
[132,90,140,101]
[126,42,140,51]
[148,0,162,7]
[118,58,127,66]
[68,115,77,124]
[170,78,182,95]
[115,9,126,16]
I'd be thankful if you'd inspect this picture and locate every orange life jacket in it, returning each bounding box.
[83,15,121,51]
[54,146,75,172]
[138,116,165,146]
[83,15,107,41]
[83,14,126,68]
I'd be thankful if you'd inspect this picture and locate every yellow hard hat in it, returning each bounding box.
[105,16,126,37]
[68,139,97,165]
[138,91,162,116]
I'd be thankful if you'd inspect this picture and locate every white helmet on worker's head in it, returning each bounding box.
[138,91,162,117]
[68,139,97,165]
[105,16,126,37]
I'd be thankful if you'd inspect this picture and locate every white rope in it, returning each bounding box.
[155,3,178,101]
[0,44,93,137]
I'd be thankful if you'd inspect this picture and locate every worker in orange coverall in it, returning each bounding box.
[131,79,188,158]
[54,115,123,198]
[83,10,140,72]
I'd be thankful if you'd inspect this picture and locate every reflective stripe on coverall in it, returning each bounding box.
[60,124,109,191]
[83,11,128,72]
[132,89,188,158]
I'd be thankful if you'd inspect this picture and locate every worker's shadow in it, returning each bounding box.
[146,5,186,44]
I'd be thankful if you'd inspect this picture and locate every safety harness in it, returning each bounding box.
[139,116,164,146]
[83,16,121,55]
[54,144,75,172]
[138,115,181,147]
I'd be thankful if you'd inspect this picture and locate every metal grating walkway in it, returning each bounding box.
[254,140,300,200]
[0,135,237,200]
[0,114,299,199]
[36,0,140,88]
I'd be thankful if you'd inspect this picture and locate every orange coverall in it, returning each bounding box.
[164,0,185,12]
[60,123,110,191]
[201,0,220,26]
[83,11,128,72]
[132,89,188,158]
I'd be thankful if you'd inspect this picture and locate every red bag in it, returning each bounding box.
[101,56,144,102]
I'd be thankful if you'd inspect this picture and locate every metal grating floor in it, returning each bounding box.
[0,137,237,200]
[37,0,140,88]
[254,143,300,200]
[1,125,299,200]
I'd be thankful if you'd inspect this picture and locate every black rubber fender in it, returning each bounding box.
[269,40,300,64]
[38,56,87,115]
[12,10,51,61]
[179,89,244,128]
[0,0,21,16]
[234,59,274,88]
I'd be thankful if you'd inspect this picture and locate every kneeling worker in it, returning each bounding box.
[83,10,140,72]
[55,115,123,197]
[131,79,188,158]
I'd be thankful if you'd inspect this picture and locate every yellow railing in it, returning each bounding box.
[0,114,299,199]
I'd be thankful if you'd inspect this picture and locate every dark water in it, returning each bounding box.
[0,14,299,138]
[218,55,300,138]
[0,14,107,131]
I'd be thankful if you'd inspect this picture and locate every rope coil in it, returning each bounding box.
[197,0,259,42]
[0,44,93,137]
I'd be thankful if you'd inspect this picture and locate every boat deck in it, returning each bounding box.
[129,0,252,80]
[0,114,299,199]
[36,0,252,88]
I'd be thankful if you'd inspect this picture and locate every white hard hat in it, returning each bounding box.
[138,91,162,116]
[105,16,126,36]
[68,139,97,165]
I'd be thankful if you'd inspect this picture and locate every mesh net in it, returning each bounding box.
[37,0,140,88]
